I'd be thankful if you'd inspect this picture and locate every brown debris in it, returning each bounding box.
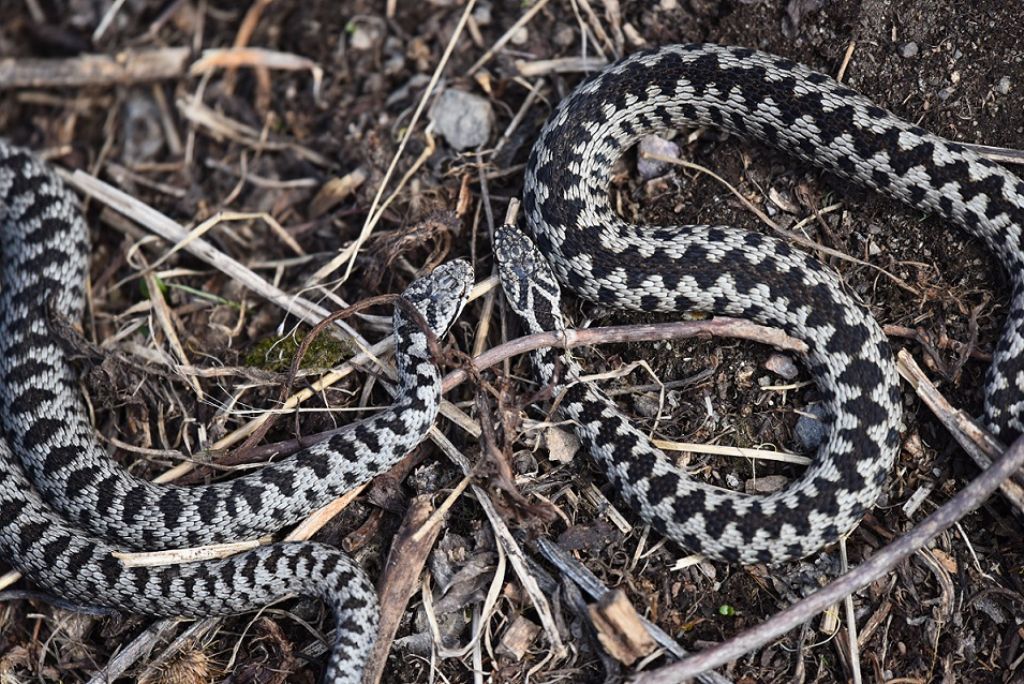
[308,168,368,218]
[587,590,658,666]
[364,496,444,684]
[138,648,213,684]
[496,615,541,661]
[1,1,1023,683]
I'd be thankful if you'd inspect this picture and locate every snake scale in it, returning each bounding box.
[1,42,1022,681]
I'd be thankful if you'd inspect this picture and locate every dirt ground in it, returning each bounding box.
[1,0,1023,682]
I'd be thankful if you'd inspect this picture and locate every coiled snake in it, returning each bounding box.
[498,43,1023,564]
[1,42,1023,681]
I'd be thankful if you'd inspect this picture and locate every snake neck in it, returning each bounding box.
[391,313,444,413]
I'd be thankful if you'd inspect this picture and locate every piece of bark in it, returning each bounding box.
[588,590,658,665]
[364,495,441,684]
[496,616,541,661]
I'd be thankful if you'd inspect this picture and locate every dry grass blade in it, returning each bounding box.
[467,0,553,75]
[66,170,367,346]
[306,0,477,286]
[515,56,608,76]
[177,98,331,166]
[221,0,275,95]
[113,540,262,567]
[651,440,811,465]
[143,271,203,398]
[961,141,1024,165]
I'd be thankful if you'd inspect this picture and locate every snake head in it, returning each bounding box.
[399,259,474,337]
[494,223,565,333]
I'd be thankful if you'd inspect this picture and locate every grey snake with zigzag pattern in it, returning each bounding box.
[1,41,1023,681]
[497,43,1023,564]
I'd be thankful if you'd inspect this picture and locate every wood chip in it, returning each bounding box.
[764,352,799,380]
[515,56,608,77]
[930,548,959,573]
[544,426,579,463]
[309,169,368,218]
[588,590,657,665]
[496,615,541,661]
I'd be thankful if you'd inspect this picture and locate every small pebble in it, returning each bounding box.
[349,25,377,51]
[900,42,918,59]
[637,134,680,179]
[511,449,538,476]
[745,475,789,495]
[545,426,580,464]
[472,3,492,25]
[794,402,829,451]
[122,95,163,164]
[510,26,529,46]
[429,89,493,150]
[383,53,405,76]
[632,393,662,418]
[997,76,1012,95]
[554,25,575,47]
[764,353,799,380]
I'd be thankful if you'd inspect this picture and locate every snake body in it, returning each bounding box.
[501,43,1024,564]
[0,142,473,682]
[3,40,1024,681]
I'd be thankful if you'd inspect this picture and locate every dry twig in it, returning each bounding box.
[0,47,189,89]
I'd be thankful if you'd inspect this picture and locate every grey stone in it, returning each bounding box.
[637,134,681,179]
[430,89,493,150]
[794,402,829,451]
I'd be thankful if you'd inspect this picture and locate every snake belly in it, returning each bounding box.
[509,43,1024,564]
[0,141,474,682]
